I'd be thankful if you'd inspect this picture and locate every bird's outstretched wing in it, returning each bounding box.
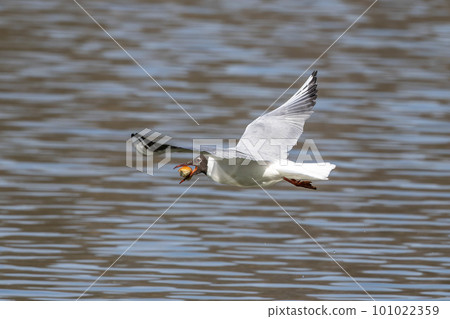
[131,132,192,155]
[130,132,250,160]
[235,70,318,161]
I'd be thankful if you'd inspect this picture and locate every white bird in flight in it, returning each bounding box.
[132,70,335,190]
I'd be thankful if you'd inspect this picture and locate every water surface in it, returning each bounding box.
[0,0,449,300]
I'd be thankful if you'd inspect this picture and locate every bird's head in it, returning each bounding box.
[174,154,208,184]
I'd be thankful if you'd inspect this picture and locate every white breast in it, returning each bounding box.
[206,157,282,187]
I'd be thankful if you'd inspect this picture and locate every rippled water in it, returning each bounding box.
[1,0,449,300]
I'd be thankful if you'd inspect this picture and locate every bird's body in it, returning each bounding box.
[206,156,335,187]
[206,156,278,187]
[132,70,336,189]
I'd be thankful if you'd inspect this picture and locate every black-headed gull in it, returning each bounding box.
[132,71,335,189]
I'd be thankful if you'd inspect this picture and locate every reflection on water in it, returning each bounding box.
[1,0,449,300]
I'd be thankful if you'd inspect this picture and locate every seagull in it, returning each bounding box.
[132,70,335,189]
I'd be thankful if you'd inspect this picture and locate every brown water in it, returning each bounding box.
[0,0,449,300]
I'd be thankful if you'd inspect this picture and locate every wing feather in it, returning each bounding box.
[235,70,318,161]
[130,132,251,160]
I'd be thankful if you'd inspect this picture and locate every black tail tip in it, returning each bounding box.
[131,133,136,138]
[312,70,318,77]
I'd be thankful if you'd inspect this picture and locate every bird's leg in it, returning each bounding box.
[283,177,317,190]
